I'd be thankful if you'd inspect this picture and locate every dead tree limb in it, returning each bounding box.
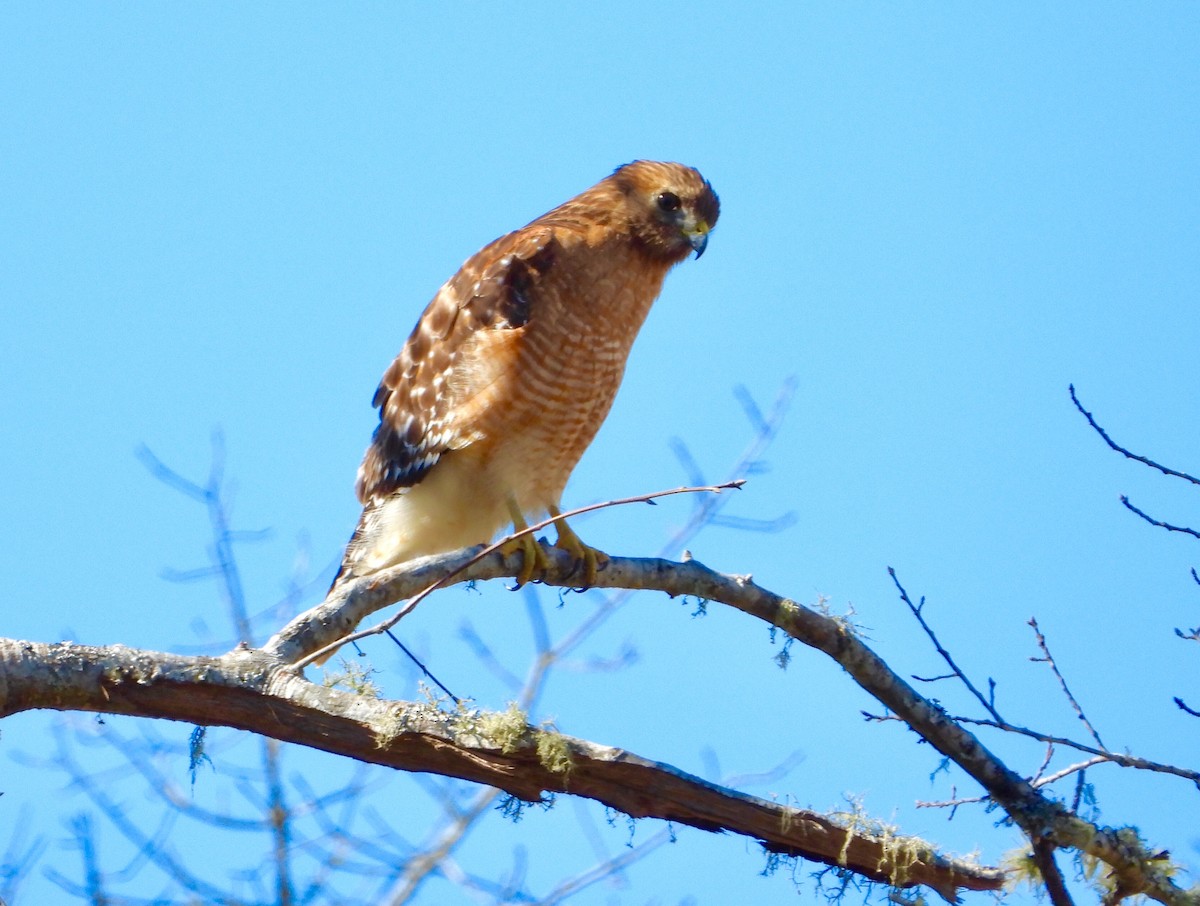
[267,546,1198,905]
[0,637,999,902]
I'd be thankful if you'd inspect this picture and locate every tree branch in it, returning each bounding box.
[1027,617,1107,749]
[266,547,1196,904]
[0,637,1000,901]
[1030,836,1075,906]
[1119,496,1200,541]
[1069,386,1200,487]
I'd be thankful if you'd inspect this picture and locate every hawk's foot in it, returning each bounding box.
[503,501,551,587]
[549,506,609,588]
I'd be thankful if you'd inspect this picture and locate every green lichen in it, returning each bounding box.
[814,595,863,636]
[535,727,574,776]
[321,659,381,698]
[371,695,579,788]
[1009,825,1183,903]
[830,797,945,891]
[477,702,529,753]
[372,704,410,749]
[372,686,460,749]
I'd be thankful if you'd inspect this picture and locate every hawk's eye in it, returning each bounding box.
[656,191,681,213]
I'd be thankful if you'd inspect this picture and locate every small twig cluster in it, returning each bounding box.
[1071,385,1200,718]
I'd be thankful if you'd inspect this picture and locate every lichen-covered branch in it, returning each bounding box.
[266,546,1198,905]
[0,637,1001,901]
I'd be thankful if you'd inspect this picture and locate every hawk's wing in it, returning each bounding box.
[355,226,557,504]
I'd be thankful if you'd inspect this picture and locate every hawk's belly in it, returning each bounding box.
[478,323,631,518]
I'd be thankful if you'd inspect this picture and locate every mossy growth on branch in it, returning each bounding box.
[321,659,381,699]
[830,798,966,892]
[477,702,529,753]
[535,726,574,776]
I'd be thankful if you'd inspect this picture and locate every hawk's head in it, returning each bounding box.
[611,160,721,263]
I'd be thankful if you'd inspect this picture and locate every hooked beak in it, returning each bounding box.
[683,219,711,258]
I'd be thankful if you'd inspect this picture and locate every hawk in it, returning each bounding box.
[335,160,720,595]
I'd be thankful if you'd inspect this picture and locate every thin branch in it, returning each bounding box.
[889,568,1003,722]
[261,738,294,906]
[1174,697,1200,718]
[1028,617,1107,750]
[894,576,1198,782]
[0,807,46,905]
[947,715,1199,786]
[1035,757,1108,789]
[916,793,986,810]
[138,434,260,644]
[1030,836,1076,906]
[1031,743,1056,785]
[537,825,671,905]
[46,724,244,905]
[1120,497,1200,540]
[384,630,459,703]
[708,512,798,533]
[1069,385,1200,486]
[384,786,502,905]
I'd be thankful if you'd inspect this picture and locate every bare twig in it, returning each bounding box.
[45,724,241,904]
[1069,385,1200,486]
[261,738,295,906]
[384,786,502,904]
[537,825,672,905]
[916,792,986,811]
[1120,496,1200,540]
[0,809,46,906]
[946,716,1199,785]
[1028,617,1107,750]
[889,568,1003,722]
[138,434,262,646]
[1032,742,1056,785]
[1174,697,1200,718]
[1035,757,1108,789]
[893,574,1198,784]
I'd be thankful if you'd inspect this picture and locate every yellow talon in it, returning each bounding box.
[549,505,609,588]
[503,501,551,587]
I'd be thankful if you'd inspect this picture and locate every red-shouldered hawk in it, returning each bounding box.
[335,160,719,594]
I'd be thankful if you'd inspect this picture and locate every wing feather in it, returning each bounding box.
[355,226,556,503]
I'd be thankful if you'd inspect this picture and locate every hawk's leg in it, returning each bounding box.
[549,504,609,588]
[501,499,550,587]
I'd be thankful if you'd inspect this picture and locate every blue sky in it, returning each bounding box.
[2,4,1198,903]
